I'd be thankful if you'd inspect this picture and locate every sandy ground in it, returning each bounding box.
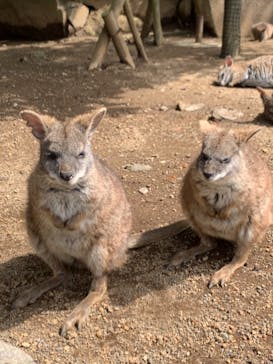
[0,33,273,364]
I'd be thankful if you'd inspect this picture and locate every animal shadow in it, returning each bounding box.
[0,229,234,331]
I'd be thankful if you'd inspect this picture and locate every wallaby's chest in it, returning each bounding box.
[41,188,88,222]
[190,182,243,240]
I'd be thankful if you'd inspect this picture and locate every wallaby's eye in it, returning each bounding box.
[46,151,59,160]
[200,153,209,162]
[78,151,85,159]
[221,157,231,164]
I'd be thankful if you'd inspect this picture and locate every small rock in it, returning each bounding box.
[176,102,204,112]
[21,342,30,348]
[159,105,168,112]
[138,187,149,195]
[124,163,152,172]
[66,2,89,31]
[209,107,244,121]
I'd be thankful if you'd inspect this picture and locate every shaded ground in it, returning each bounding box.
[0,33,273,364]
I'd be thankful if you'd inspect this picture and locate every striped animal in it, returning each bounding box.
[252,22,273,42]
[216,55,273,88]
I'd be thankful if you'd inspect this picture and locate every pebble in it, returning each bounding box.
[138,187,149,195]
[159,105,168,111]
[176,102,204,112]
[21,342,30,348]
[124,163,152,172]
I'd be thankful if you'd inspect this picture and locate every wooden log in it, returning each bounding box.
[151,0,163,46]
[88,0,126,70]
[104,10,135,68]
[141,0,153,39]
[124,0,148,62]
[88,29,111,70]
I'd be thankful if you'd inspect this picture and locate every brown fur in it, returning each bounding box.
[171,121,273,288]
[13,108,132,336]
[257,86,273,122]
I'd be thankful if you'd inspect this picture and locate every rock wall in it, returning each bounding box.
[195,0,273,37]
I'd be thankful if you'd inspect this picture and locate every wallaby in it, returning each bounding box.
[251,22,273,42]
[14,108,188,336]
[216,55,273,88]
[13,108,133,337]
[170,120,273,288]
[256,86,273,122]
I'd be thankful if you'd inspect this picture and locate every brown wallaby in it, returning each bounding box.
[170,120,273,288]
[13,108,133,337]
[256,86,273,122]
[14,108,188,336]
[251,22,273,42]
[216,55,273,88]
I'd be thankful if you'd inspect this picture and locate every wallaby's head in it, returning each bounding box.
[255,23,267,41]
[197,120,260,182]
[20,108,106,186]
[216,56,234,86]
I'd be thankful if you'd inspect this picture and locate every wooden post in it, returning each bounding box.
[151,0,163,46]
[141,0,153,39]
[193,0,204,43]
[124,0,148,62]
[195,15,204,42]
[88,0,126,70]
[104,10,135,68]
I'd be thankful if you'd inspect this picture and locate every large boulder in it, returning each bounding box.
[0,0,68,40]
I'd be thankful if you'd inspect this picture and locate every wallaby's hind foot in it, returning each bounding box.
[59,275,107,337]
[170,236,217,267]
[208,242,251,288]
[12,271,68,309]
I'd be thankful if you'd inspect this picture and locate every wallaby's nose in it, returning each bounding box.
[203,172,213,180]
[60,172,73,181]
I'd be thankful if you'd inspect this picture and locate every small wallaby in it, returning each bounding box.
[14,108,189,336]
[251,22,273,42]
[256,86,273,122]
[216,55,273,88]
[14,108,133,336]
[170,120,273,288]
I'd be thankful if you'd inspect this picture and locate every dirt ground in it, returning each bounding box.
[0,32,273,364]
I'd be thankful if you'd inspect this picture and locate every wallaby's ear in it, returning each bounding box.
[256,86,266,97]
[75,107,107,137]
[88,107,107,135]
[236,128,261,145]
[20,110,49,140]
[224,55,233,67]
[199,120,220,135]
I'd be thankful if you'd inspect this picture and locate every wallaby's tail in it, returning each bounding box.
[128,219,190,249]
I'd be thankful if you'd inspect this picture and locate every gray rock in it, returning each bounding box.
[0,340,35,364]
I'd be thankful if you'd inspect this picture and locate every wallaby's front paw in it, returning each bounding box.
[59,308,88,337]
[208,265,234,289]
